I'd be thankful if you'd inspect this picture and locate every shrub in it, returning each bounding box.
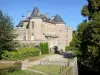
[65,46,71,51]
[2,48,40,60]
[40,42,49,55]
[2,51,20,60]
[0,62,22,75]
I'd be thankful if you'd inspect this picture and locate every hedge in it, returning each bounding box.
[2,48,40,60]
[40,42,49,54]
[0,62,22,75]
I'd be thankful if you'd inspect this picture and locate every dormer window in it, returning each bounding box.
[32,22,34,28]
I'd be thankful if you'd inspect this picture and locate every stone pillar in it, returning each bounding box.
[73,57,78,75]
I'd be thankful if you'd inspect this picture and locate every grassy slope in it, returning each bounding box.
[7,70,43,75]
[30,65,72,75]
[30,65,62,75]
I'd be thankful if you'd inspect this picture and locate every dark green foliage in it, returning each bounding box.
[81,5,89,17]
[40,42,49,54]
[0,62,22,75]
[65,46,71,51]
[82,0,100,20]
[2,48,40,60]
[0,10,18,58]
[71,0,100,73]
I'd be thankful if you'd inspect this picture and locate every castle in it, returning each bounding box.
[15,6,72,52]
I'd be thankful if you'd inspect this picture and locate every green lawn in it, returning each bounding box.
[6,70,43,75]
[29,65,62,75]
[29,65,72,75]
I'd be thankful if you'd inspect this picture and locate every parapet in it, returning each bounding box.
[67,27,72,30]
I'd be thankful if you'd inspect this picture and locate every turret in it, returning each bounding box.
[29,6,43,40]
[53,14,66,52]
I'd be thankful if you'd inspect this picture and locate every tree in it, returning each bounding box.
[0,10,18,58]
[65,46,71,51]
[70,0,100,74]
[81,5,89,17]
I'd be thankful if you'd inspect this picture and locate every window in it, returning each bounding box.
[31,33,34,40]
[66,40,68,46]
[23,36,26,40]
[66,42,68,46]
[54,32,55,35]
[32,33,34,36]
[45,30,47,34]
[54,25,55,28]
[44,36,45,40]
[32,22,34,28]
[66,35,68,38]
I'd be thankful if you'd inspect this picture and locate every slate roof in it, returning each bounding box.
[16,21,23,27]
[53,14,64,24]
[30,6,41,18]
[23,18,30,22]
[16,7,65,27]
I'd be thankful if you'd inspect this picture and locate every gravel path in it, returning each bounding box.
[21,54,67,70]
[21,54,68,75]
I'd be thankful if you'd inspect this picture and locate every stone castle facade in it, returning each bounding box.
[14,6,72,52]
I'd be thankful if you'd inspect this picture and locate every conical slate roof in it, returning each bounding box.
[31,6,40,17]
[53,14,64,24]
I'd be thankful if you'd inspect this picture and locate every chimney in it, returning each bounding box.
[38,12,40,16]
[28,11,31,17]
[46,13,49,18]
[52,16,55,20]
[22,16,25,21]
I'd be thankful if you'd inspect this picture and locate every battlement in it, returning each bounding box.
[67,27,72,30]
